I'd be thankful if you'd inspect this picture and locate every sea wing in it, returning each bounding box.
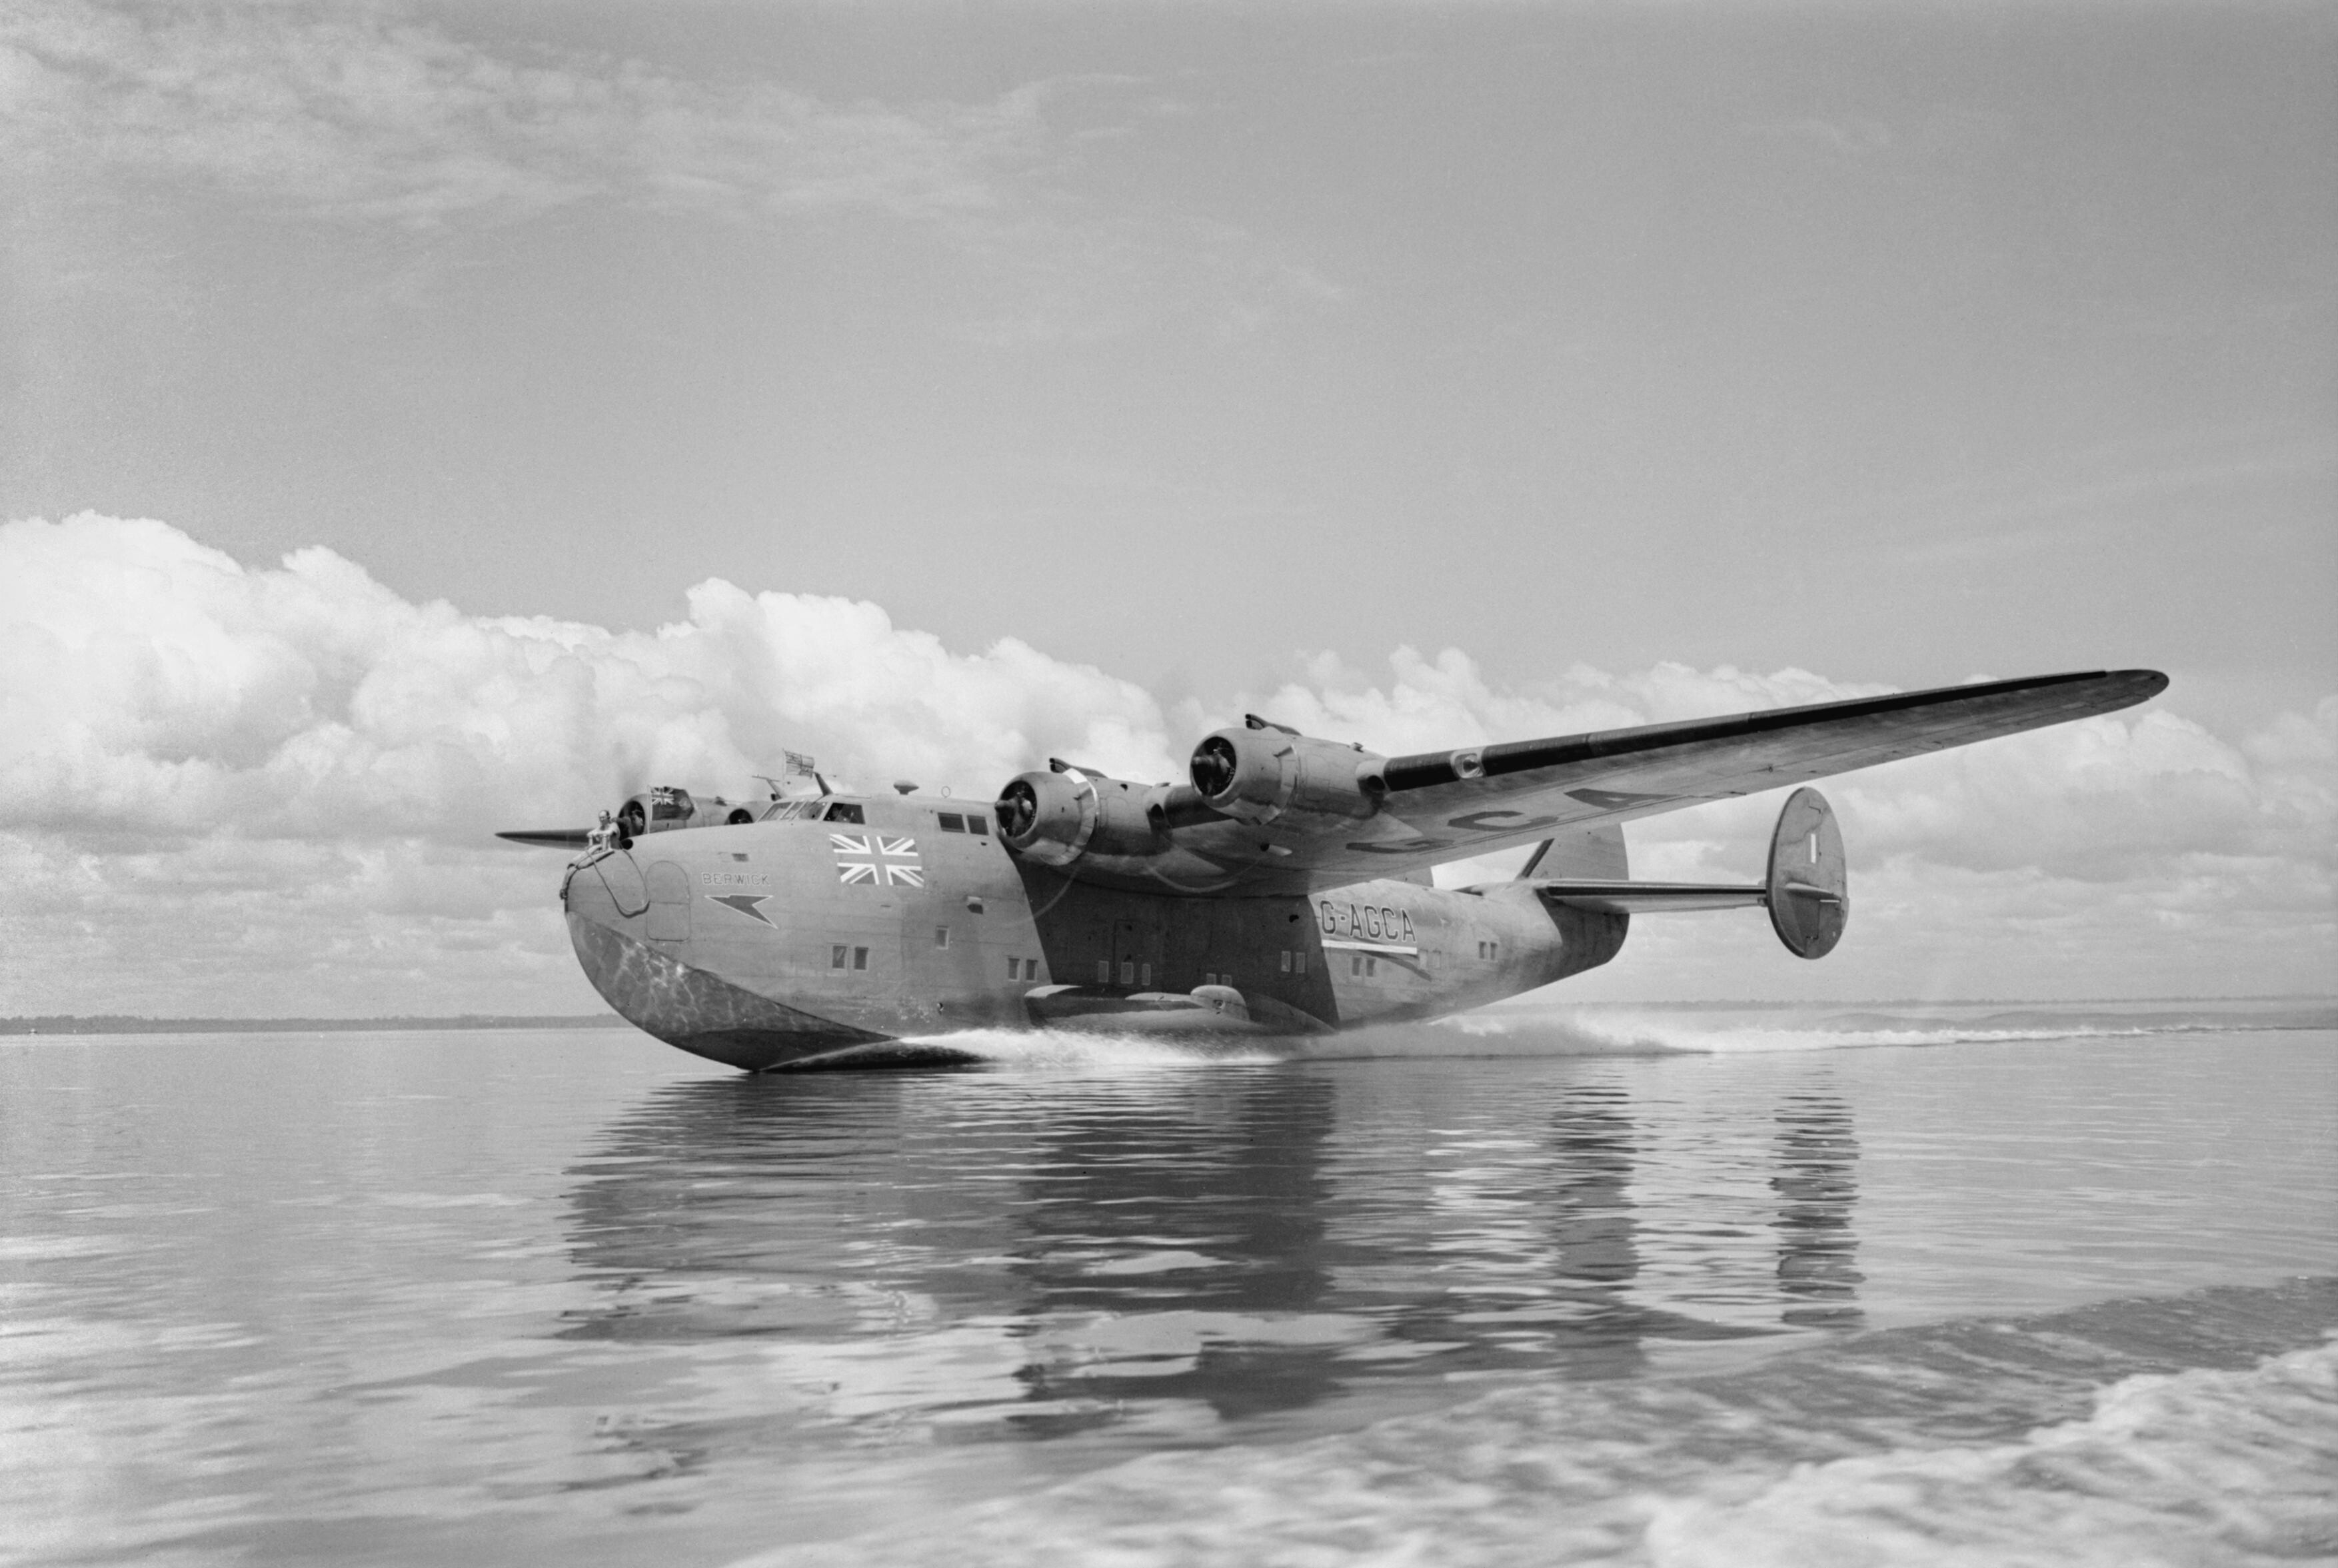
[1296,668,2166,885]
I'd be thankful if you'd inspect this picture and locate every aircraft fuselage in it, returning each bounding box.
[561,792,1625,1070]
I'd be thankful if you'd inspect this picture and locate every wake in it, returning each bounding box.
[1428,999,2336,1058]
[853,999,2335,1069]
[801,998,2336,1071]
[841,1026,1286,1071]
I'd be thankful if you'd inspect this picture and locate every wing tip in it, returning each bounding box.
[1380,665,2173,796]
[2096,668,2170,710]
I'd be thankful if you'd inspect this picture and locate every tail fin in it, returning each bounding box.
[1519,824,1627,882]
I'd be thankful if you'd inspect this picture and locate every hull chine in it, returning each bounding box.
[565,912,892,1072]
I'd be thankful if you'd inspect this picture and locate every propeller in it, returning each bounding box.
[996,779,1038,839]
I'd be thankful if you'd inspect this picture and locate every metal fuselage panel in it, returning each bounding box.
[561,795,1625,1069]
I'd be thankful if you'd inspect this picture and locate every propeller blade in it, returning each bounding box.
[496,828,595,848]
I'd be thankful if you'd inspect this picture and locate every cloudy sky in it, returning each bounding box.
[2,1,2332,1016]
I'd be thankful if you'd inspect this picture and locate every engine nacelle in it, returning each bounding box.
[995,764,1164,866]
[1188,716,1386,825]
[995,770,1095,866]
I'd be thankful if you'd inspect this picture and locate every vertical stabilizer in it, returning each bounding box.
[1765,788,1848,958]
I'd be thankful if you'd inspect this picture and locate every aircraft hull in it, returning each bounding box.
[558,802,1626,1070]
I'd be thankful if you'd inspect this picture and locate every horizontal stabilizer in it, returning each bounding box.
[1528,787,1849,957]
[1533,880,1766,914]
[496,828,594,848]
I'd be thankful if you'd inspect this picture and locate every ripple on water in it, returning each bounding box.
[737,1279,2338,1568]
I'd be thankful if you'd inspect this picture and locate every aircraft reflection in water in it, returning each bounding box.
[1773,1094,1866,1327]
[502,670,2164,1070]
[557,1062,1862,1440]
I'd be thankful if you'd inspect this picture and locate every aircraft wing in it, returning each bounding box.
[1291,668,2166,886]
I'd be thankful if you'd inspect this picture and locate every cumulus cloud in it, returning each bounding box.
[0,512,1175,844]
[0,512,2329,1014]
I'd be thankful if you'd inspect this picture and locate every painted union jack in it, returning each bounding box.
[831,833,922,888]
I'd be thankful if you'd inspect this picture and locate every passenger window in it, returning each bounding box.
[1350,955,1362,976]
[965,814,988,836]
[934,927,949,949]
[822,802,865,824]
[1140,964,1151,986]
[830,944,847,970]
[1096,959,1110,983]
[1279,951,1291,974]
[852,946,869,970]
[938,813,965,833]
[1295,952,1308,976]
[1006,957,1019,980]
[1366,958,1377,976]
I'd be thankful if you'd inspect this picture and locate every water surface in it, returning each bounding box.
[3,1004,2333,1565]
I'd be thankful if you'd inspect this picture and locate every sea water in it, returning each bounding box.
[1,1002,2331,1566]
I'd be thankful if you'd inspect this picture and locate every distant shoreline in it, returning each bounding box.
[0,1015,634,1036]
[1482,994,2338,1011]
[5,997,2331,1036]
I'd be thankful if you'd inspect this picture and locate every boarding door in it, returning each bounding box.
[1111,920,1160,991]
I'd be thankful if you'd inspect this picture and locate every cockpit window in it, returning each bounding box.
[822,802,865,824]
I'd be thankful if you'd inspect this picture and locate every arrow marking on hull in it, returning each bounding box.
[709,894,774,924]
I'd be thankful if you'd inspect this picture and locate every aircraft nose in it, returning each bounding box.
[565,850,648,930]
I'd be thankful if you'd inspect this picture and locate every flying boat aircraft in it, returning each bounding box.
[499,668,2165,1070]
